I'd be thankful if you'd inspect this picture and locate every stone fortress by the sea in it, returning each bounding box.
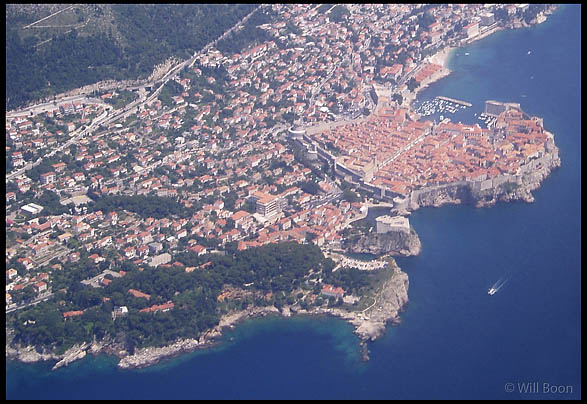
[292,98,560,216]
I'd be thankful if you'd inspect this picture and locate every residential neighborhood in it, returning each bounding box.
[6,3,553,313]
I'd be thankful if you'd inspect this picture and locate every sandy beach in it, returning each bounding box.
[429,46,454,68]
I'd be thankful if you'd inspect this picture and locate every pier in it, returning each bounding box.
[435,96,472,107]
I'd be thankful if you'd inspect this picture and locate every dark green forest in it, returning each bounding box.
[215,6,275,55]
[7,242,336,352]
[87,192,190,220]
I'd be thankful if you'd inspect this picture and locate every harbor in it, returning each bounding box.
[414,96,498,129]
[414,96,471,118]
[476,111,498,129]
[436,96,472,107]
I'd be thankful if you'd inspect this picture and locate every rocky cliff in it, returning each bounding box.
[116,306,280,369]
[344,229,421,256]
[408,146,561,210]
[346,261,410,342]
[7,264,410,369]
[297,259,410,360]
[408,181,473,210]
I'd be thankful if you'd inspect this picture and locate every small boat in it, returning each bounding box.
[488,287,497,296]
[527,50,531,55]
[465,52,470,56]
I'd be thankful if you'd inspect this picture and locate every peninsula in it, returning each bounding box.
[6,4,559,370]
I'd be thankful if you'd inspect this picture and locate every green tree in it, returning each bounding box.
[392,93,403,105]
[342,188,359,203]
[407,77,419,92]
[328,5,350,23]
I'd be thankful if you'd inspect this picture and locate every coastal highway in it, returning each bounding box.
[7,5,263,119]
[6,82,147,182]
[146,5,263,105]
[22,4,75,29]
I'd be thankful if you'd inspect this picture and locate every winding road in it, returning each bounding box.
[6,5,264,183]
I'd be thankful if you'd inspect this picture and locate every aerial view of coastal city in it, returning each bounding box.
[6,4,581,400]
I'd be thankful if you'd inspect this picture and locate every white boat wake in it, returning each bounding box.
[488,276,509,295]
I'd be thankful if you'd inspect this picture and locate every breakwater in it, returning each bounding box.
[435,96,472,107]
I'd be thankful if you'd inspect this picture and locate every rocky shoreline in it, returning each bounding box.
[406,144,561,212]
[6,146,558,370]
[6,8,561,374]
[114,260,408,369]
[344,228,421,257]
[104,143,559,370]
[6,259,410,370]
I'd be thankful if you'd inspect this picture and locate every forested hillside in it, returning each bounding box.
[5,4,259,110]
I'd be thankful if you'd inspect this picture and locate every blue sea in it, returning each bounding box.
[6,5,581,399]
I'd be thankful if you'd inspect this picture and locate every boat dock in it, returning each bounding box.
[435,96,472,107]
[477,112,497,129]
[414,96,470,117]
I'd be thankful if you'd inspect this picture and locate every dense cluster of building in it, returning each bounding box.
[5,4,554,312]
[304,100,555,201]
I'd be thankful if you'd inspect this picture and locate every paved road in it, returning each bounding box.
[377,130,430,169]
[6,96,107,119]
[145,5,263,105]
[6,107,111,181]
[6,292,55,314]
[8,5,263,116]
[23,5,75,29]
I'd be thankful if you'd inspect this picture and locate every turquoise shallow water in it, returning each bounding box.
[6,5,581,399]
